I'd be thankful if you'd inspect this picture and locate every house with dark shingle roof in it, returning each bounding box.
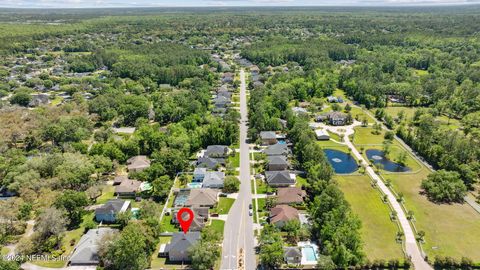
[114,179,142,197]
[126,155,151,172]
[205,145,230,158]
[95,199,130,223]
[69,228,118,266]
[265,171,295,187]
[185,188,219,208]
[276,187,306,205]
[172,207,209,231]
[197,156,225,170]
[269,205,299,228]
[260,131,277,145]
[267,155,289,171]
[161,232,201,262]
[263,144,289,156]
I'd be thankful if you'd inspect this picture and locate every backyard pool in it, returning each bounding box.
[366,149,411,172]
[277,140,287,145]
[299,242,319,265]
[187,182,203,189]
[323,149,358,174]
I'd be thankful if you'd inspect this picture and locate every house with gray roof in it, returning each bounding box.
[193,168,207,182]
[185,188,219,208]
[69,228,118,266]
[172,207,209,231]
[95,199,130,223]
[197,156,225,170]
[265,171,295,187]
[267,156,289,171]
[202,171,225,188]
[205,145,229,158]
[126,155,151,172]
[160,232,201,262]
[260,131,277,145]
[264,144,289,156]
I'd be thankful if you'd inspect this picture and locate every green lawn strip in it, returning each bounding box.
[350,106,376,123]
[252,199,258,223]
[30,212,96,268]
[213,198,235,215]
[256,198,268,222]
[389,167,480,261]
[209,220,225,235]
[96,185,115,204]
[229,152,240,168]
[336,175,404,261]
[316,140,349,152]
[254,179,270,194]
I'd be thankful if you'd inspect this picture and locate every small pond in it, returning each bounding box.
[366,149,411,172]
[323,149,358,174]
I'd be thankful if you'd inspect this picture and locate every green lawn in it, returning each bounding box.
[353,126,385,145]
[253,198,267,223]
[336,175,404,261]
[1,246,9,256]
[383,106,417,121]
[213,197,235,215]
[229,152,240,168]
[210,220,225,235]
[389,166,480,261]
[252,179,270,194]
[160,215,180,233]
[350,106,376,123]
[96,185,115,204]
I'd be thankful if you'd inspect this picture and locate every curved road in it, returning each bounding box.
[220,69,256,270]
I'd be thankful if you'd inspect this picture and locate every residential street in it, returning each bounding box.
[220,69,256,270]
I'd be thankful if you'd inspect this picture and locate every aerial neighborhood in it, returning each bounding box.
[1,6,480,270]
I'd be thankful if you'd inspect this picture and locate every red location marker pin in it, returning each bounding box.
[177,208,194,234]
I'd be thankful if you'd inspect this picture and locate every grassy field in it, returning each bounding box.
[213,197,235,215]
[96,185,115,204]
[383,106,417,120]
[1,246,9,256]
[210,220,225,235]
[336,175,404,261]
[229,152,240,168]
[252,179,270,194]
[388,166,480,261]
[353,126,385,145]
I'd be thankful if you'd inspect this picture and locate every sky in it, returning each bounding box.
[1,0,480,8]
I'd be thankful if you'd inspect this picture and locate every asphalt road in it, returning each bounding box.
[220,69,256,270]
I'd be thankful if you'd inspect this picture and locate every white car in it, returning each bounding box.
[249,209,253,216]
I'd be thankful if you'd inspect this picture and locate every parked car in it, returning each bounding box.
[249,203,253,209]
[249,209,253,216]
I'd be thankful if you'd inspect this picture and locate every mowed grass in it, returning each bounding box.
[383,106,417,120]
[353,127,385,145]
[210,219,225,235]
[389,167,480,261]
[336,175,404,261]
[214,197,235,215]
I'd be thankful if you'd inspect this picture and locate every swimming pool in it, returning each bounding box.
[277,140,287,144]
[187,182,203,189]
[301,245,318,264]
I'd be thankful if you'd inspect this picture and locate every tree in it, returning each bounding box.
[55,153,95,190]
[222,176,240,193]
[0,259,20,270]
[54,190,89,229]
[283,219,301,244]
[34,207,68,251]
[421,170,467,203]
[151,175,172,202]
[10,92,31,106]
[102,224,149,270]
[189,239,220,270]
[259,225,284,269]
